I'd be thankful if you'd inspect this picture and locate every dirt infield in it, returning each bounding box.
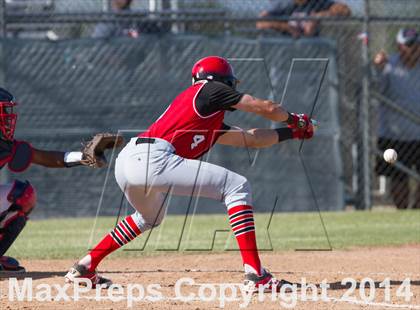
[1,245,419,309]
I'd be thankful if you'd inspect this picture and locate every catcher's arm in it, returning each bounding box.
[32,148,67,168]
[32,133,124,168]
[0,139,91,171]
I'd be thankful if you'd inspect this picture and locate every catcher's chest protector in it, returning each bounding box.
[140,82,225,159]
[0,140,33,172]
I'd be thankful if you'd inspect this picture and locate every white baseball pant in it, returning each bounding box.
[114,138,252,232]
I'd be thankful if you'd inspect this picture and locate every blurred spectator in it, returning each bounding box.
[256,0,351,38]
[92,0,139,39]
[6,0,55,39]
[91,0,166,39]
[373,28,420,209]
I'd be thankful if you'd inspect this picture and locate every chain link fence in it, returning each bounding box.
[0,0,419,216]
[1,36,343,218]
[369,21,420,209]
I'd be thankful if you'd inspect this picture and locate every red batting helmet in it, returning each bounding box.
[0,88,17,141]
[191,56,238,89]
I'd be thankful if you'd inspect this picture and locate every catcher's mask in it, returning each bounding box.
[0,88,17,141]
[191,56,239,90]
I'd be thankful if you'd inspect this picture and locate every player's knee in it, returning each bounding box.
[149,219,163,229]
[132,211,163,232]
[224,174,253,209]
[7,180,37,214]
[144,213,164,230]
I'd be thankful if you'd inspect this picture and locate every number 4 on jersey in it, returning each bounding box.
[191,135,205,150]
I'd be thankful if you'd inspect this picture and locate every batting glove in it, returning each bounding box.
[287,113,311,130]
[290,125,314,140]
[288,116,316,140]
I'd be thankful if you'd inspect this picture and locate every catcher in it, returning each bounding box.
[0,87,123,272]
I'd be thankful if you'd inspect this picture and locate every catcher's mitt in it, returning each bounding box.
[81,133,124,168]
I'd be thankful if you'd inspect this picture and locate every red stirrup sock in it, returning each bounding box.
[79,214,142,272]
[228,205,262,276]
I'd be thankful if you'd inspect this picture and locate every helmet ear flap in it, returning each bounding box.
[224,77,238,90]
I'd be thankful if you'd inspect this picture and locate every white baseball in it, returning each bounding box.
[383,149,398,164]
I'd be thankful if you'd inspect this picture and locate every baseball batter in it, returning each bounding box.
[0,88,120,272]
[65,56,315,292]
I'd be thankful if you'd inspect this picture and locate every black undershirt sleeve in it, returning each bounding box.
[195,81,244,117]
[221,123,231,132]
[275,128,293,142]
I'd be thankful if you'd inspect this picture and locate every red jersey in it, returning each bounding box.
[140,81,229,159]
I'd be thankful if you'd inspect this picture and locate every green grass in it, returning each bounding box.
[7,210,420,259]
